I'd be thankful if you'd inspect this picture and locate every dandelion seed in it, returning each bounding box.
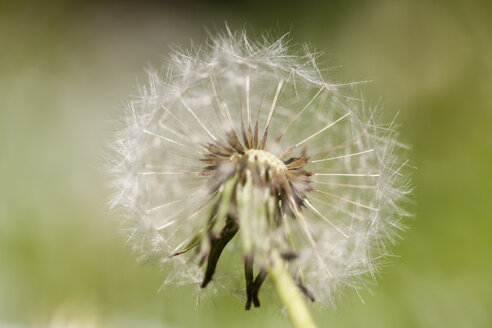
[107,28,411,328]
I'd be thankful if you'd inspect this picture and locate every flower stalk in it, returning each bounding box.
[269,252,317,328]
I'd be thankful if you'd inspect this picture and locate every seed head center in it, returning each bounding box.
[245,149,286,174]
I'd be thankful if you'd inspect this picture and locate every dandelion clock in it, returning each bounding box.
[107,29,411,328]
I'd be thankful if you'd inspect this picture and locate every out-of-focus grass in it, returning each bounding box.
[1,1,491,327]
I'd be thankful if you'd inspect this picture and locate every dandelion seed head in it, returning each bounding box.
[107,29,411,307]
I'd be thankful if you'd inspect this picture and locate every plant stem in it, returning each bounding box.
[269,253,317,328]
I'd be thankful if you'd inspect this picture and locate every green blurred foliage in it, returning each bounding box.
[1,0,491,327]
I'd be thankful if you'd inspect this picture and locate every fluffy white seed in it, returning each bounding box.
[106,29,411,307]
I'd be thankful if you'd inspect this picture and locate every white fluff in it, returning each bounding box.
[106,29,411,307]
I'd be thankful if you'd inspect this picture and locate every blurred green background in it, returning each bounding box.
[1,0,491,327]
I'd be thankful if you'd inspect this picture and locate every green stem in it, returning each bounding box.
[268,253,317,328]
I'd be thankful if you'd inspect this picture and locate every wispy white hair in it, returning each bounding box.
[106,28,412,307]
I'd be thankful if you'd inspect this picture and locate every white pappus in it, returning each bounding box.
[106,28,412,310]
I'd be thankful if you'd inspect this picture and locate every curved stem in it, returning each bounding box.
[268,253,317,328]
